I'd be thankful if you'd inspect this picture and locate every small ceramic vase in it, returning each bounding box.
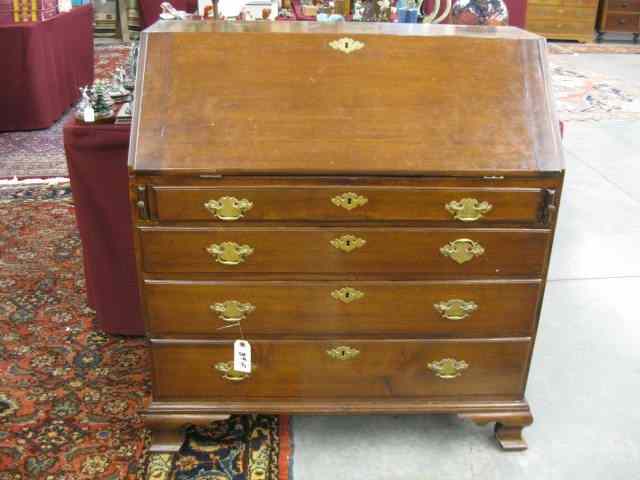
[451,0,509,26]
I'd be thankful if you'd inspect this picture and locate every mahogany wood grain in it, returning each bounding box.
[144,279,541,338]
[139,227,550,277]
[461,409,533,450]
[150,339,531,401]
[150,186,546,224]
[130,25,565,452]
[603,12,640,30]
[130,22,563,176]
[608,0,640,9]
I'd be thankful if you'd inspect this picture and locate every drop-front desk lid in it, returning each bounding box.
[129,21,564,177]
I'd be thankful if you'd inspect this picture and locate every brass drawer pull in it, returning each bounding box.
[206,242,254,265]
[327,345,360,360]
[214,361,255,382]
[331,287,365,304]
[204,196,253,221]
[440,239,485,264]
[210,300,256,323]
[330,234,366,252]
[445,198,493,222]
[434,299,478,320]
[331,192,368,211]
[427,358,469,379]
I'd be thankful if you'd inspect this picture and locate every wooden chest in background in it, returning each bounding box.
[597,0,640,41]
[129,21,564,458]
[526,0,598,42]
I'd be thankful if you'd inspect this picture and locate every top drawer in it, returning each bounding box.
[607,0,640,9]
[148,186,550,225]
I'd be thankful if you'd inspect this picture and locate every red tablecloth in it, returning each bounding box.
[63,118,144,336]
[0,6,94,132]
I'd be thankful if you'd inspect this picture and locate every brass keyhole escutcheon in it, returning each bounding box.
[445,198,492,222]
[427,358,469,379]
[327,345,360,360]
[330,234,366,253]
[331,192,368,211]
[329,37,365,54]
[434,299,478,321]
[206,242,254,265]
[331,287,365,304]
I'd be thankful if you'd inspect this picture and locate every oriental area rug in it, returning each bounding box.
[0,184,291,479]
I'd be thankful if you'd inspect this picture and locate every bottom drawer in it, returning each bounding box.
[151,339,530,401]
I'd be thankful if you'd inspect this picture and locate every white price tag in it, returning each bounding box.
[234,340,251,373]
[83,106,95,123]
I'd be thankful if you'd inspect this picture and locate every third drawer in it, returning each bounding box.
[145,280,541,338]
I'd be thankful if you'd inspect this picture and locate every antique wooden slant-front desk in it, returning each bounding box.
[129,21,564,455]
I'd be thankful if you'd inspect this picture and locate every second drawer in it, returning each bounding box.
[139,227,551,276]
[145,280,541,338]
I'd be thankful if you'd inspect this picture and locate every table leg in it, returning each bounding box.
[118,0,130,43]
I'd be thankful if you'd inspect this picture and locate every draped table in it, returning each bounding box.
[0,5,94,132]
[63,118,144,335]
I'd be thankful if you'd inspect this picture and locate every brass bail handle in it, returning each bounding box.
[445,198,493,222]
[210,300,256,323]
[214,361,256,382]
[427,358,468,379]
[206,242,254,265]
[434,299,478,321]
[204,196,253,221]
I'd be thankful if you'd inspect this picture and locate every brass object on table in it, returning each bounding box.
[440,239,485,264]
[330,234,366,252]
[434,299,478,320]
[331,287,365,304]
[206,242,254,265]
[210,300,256,323]
[427,358,469,379]
[329,37,365,54]
[204,196,253,221]
[331,192,368,211]
[214,361,255,382]
[327,345,360,360]
[445,198,493,222]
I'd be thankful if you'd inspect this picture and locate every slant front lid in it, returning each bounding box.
[130,22,563,176]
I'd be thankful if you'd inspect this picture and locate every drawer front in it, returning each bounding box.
[140,228,550,277]
[145,280,540,338]
[604,12,640,30]
[151,340,530,400]
[527,19,595,34]
[529,0,597,7]
[150,186,546,225]
[527,5,596,18]
[607,0,640,12]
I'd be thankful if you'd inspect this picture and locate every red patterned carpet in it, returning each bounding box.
[0,185,289,479]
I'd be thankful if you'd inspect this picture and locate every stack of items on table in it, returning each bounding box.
[0,0,58,23]
[93,0,116,38]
